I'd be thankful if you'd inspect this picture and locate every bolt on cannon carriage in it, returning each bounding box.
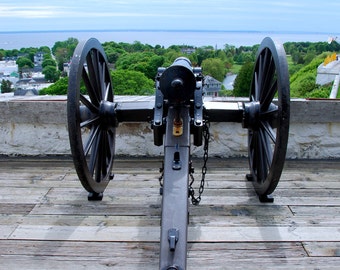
[67,37,290,270]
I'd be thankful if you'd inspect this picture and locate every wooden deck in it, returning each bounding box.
[1,156,340,269]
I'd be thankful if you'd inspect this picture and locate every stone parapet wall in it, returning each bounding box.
[0,96,339,159]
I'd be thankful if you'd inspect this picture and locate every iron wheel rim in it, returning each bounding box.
[67,38,115,194]
[248,37,290,196]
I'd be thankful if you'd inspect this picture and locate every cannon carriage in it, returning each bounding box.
[67,37,290,270]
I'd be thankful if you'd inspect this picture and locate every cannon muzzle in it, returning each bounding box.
[159,57,197,103]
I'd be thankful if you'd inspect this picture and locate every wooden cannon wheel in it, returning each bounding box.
[67,38,116,200]
[244,37,290,201]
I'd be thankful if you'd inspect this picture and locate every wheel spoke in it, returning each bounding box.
[260,55,274,99]
[257,55,263,100]
[259,128,273,168]
[256,130,268,182]
[106,129,115,164]
[261,79,277,112]
[261,121,276,144]
[88,128,101,177]
[94,51,102,97]
[253,132,262,181]
[248,131,254,168]
[101,131,109,177]
[256,49,268,95]
[80,116,100,129]
[249,131,256,175]
[260,103,279,127]
[99,58,112,102]
[104,83,111,101]
[100,131,106,177]
[251,131,261,180]
[86,51,102,100]
[94,134,103,183]
[254,72,259,101]
[82,66,100,106]
[84,125,100,156]
[98,60,106,100]
[80,93,98,113]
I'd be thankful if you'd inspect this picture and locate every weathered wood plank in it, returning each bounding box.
[289,205,340,216]
[0,187,50,204]
[30,203,162,216]
[303,242,340,257]
[0,225,17,239]
[2,255,340,270]
[198,196,340,206]
[9,225,340,242]
[29,203,291,216]
[0,203,35,215]
[2,256,340,270]
[7,211,340,228]
[3,185,340,206]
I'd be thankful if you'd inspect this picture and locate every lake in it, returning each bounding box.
[0,30,333,50]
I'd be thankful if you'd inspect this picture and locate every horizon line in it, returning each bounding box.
[0,29,337,35]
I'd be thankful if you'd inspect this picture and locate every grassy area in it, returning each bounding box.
[286,55,293,66]
[229,64,242,74]
[227,53,340,99]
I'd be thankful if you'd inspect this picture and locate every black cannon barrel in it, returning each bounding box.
[159,57,197,103]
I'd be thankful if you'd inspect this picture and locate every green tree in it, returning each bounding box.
[43,52,53,60]
[52,38,78,71]
[290,56,324,97]
[16,57,34,70]
[195,47,215,66]
[111,69,154,95]
[201,58,225,82]
[0,49,5,60]
[42,66,60,82]
[39,46,51,54]
[40,77,68,95]
[224,44,236,56]
[115,52,164,80]
[233,62,254,97]
[163,50,182,66]
[145,55,164,78]
[103,41,126,63]
[308,84,332,98]
[42,58,57,68]
[1,79,13,93]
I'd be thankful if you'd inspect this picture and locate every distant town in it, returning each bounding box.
[0,52,59,95]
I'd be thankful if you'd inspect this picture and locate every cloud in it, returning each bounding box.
[0,2,182,20]
[0,4,64,18]
[0,0,339,33]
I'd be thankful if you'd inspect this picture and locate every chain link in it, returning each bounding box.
[158,121,210,206]
[159,161,164,194]
[189,121,210,205]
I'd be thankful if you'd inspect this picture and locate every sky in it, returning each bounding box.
[0,0,339,34]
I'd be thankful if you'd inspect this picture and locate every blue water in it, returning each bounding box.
[0,30,334,50]
[223,74,237,90]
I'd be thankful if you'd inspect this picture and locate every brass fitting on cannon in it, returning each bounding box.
[173,117,183,136]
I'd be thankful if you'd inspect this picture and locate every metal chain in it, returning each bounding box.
[159,161,164,195]
[189,121,210,205]
[158,121,210,205]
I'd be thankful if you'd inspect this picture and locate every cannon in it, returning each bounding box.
[67,37,290,269]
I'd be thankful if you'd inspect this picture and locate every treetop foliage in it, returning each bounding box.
[2,37,339,97]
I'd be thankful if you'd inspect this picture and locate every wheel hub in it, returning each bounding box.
[99,100,118,129]
[242,101,261,131]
